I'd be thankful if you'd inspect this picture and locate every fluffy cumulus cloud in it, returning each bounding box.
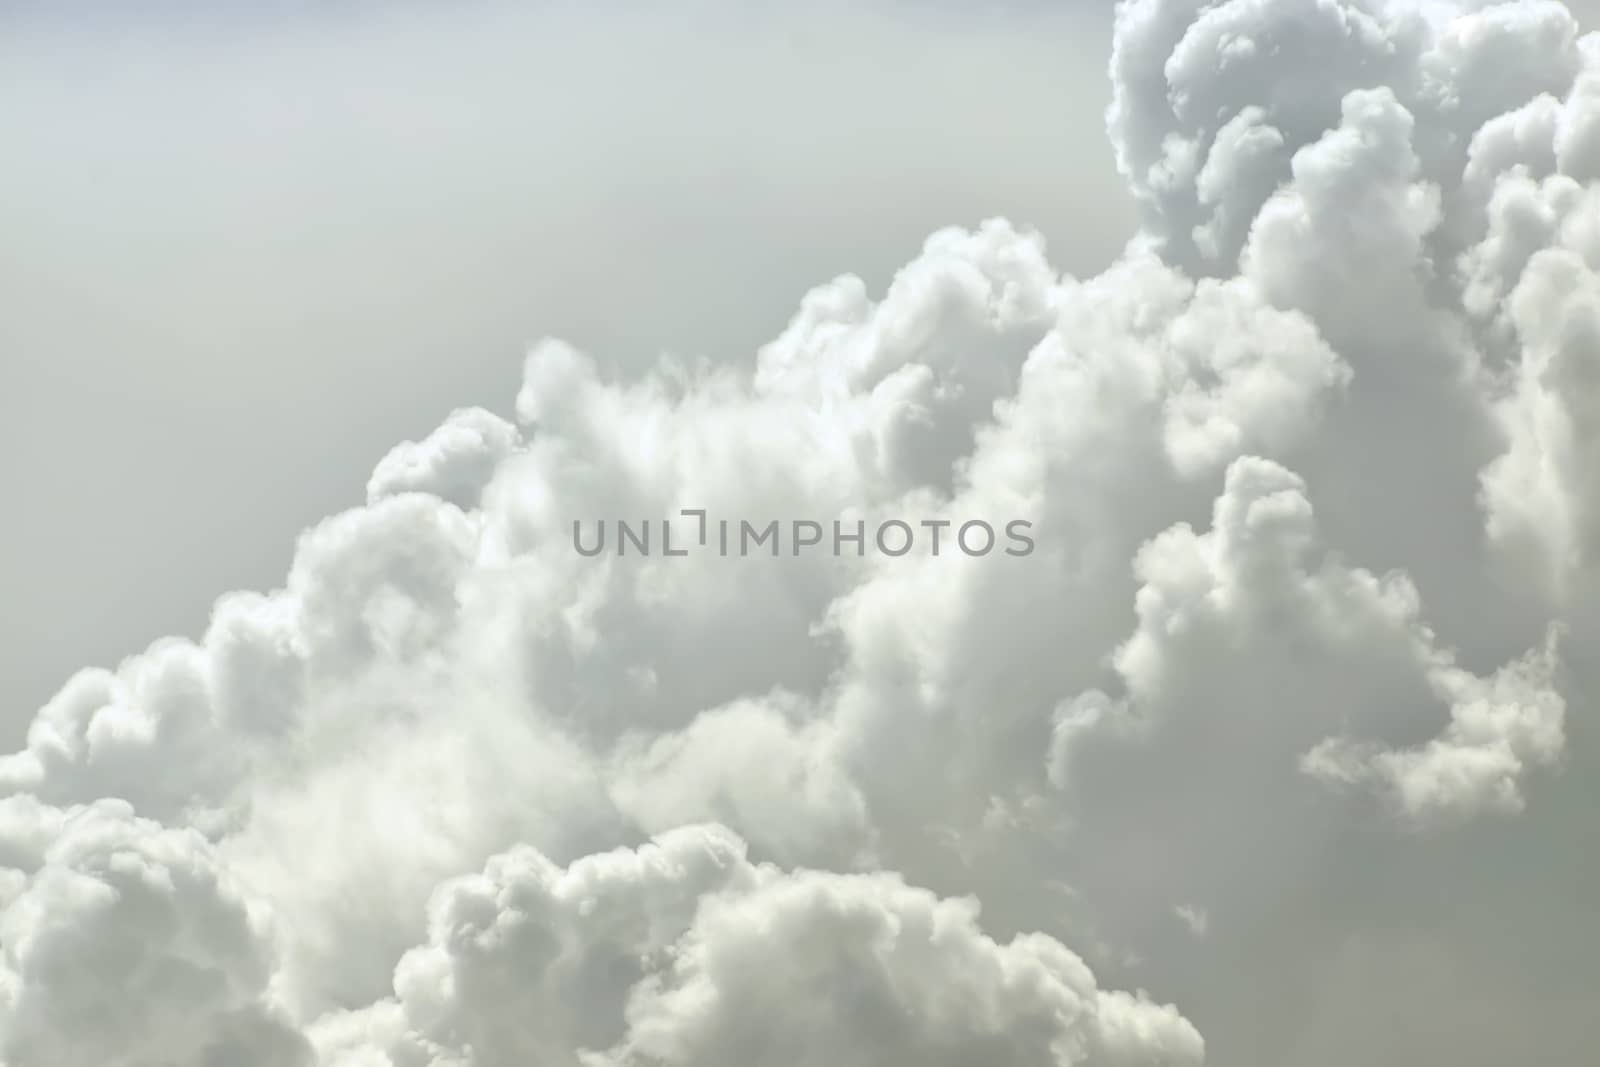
[7,1,1600,1064]
[0,798,311,1067]
[309,826,1201,1067]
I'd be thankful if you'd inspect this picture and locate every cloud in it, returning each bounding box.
[6,1,1600,1064]
[366,409,523,512]
[310,826,1202,1067]
[1046,455,1564,826]
[0,798,310,1067]
[1173,905,1209,939]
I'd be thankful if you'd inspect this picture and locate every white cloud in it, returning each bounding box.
[6,1,1600,1064]
[311,827,1202,1067]
[0,798,310,1067]
[1174,905,1209,939]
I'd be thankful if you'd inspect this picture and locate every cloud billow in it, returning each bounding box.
[6,1,1600,1064]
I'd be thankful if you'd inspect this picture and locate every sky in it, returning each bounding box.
[4,2,1600,1067]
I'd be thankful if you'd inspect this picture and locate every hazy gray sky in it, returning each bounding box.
[0,0,1128,736]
